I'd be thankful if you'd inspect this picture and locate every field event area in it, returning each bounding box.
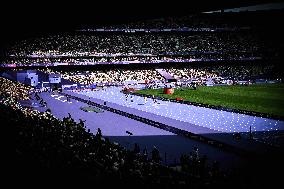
[136,83,284,117]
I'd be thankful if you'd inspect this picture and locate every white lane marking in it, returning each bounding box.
[51,95,72,104]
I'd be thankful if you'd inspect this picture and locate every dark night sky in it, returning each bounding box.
[2,0,283,47]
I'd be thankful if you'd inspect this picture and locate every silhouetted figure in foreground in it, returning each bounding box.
[133,143,140,155]
[96,128,102,138]
[143,147,148,161]
[152,146,161,163]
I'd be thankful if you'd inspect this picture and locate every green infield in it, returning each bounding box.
[135,83,284,117]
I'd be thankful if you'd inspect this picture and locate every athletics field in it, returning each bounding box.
[136,83,284,117]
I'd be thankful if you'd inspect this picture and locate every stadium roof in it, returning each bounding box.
[10,1,283,24]
[204,2,284,13]
[2,0,283,47]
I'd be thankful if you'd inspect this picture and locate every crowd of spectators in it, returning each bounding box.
[2,53,261,66]
[84,10,283,29]
[0,77,32,100]
[0,29,268,67]
[45,69,164,85]
[166,68,218,82]
[164,64,282,82]
[6,32,262,59]
[2,10,283,67]
[211,64,280,81]
[1,20,268,67]
[39,63,281,88]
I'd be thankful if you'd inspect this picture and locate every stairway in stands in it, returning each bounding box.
[156,69,177,81]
